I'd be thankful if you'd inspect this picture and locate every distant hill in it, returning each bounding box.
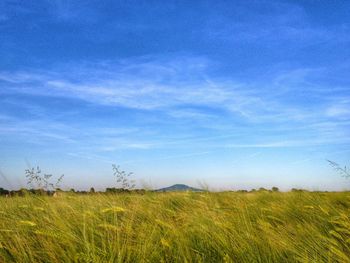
[155,184,204,192]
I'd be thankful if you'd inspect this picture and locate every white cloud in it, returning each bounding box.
[0,57,319,124]
[326,105,350,118]
[1,56,349,153]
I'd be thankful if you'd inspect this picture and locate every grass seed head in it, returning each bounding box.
[101,206,126,213]
[19,220,36,227]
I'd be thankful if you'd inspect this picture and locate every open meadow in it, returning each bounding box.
[1,191,350,262]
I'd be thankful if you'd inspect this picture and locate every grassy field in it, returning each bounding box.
[0,191,350,262]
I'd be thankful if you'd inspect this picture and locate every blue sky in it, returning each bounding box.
[0,0,350,190]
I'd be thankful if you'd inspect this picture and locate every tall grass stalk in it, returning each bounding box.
[0,191,349,262]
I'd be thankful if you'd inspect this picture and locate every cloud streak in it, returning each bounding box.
[1,56,349,155]
[2,56,347,125]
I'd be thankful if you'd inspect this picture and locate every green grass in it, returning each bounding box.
[1,191,350,262]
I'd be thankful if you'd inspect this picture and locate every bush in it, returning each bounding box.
[272,187,279,192]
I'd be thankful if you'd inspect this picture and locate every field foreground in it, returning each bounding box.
[1,191,350,262]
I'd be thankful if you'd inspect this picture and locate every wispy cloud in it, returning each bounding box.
[1,55,349,154]
[1,56,344,125]
[0,121,77,144]
[326,103,350,119]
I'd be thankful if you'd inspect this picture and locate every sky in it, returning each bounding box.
[0,0,350,191]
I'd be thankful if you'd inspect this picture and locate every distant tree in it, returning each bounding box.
[29,188,46,195]
[106,187,129,193]
[69,188,75,193]
[0,187,9,196]
[90,187,95,193]
[272,187,279,192]
[19,188,29,196]
[291,188,307,192]
[258,187,268,192]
